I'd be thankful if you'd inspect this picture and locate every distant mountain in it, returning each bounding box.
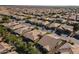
[0,5,79,8]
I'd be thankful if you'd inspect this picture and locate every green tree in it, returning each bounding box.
[0,25,40,54]
[2,16,10,23]
[27,42,40,54]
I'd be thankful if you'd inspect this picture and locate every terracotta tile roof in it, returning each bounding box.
[12,24,25,30]
[38,33,61,51]
[24,29,42,40]
[71,44,79,54]
[49,23,60,28]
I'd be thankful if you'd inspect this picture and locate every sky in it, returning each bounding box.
[0,0,79,6]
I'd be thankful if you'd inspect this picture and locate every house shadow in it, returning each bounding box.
[74,34,79,40]
[55,29,71,36]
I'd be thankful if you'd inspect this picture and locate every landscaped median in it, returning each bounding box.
[0,25,40,54]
